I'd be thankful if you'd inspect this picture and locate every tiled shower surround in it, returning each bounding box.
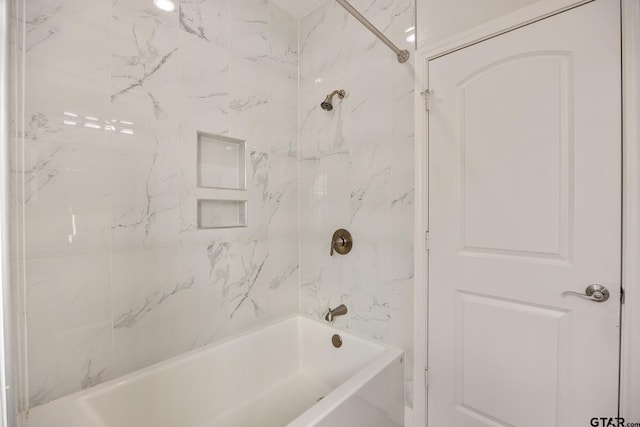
[298,0,415,406]
[10,0,414,411]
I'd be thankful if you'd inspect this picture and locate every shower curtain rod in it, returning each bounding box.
[335,0,410,63]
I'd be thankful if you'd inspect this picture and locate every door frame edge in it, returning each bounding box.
[621,0,640,420]
[412,0,632,426]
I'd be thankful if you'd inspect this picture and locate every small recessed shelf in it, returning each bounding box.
[197,132,246,190]
[198,199,248,229]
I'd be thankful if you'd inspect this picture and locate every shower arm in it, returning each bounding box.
[335,0,410,63]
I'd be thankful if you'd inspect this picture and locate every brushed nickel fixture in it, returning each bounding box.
[562,284,610,302]
[321,89,345,112]
[325,304,348,322]
[335,0,410,63]
[332,334,343,348]
[330,229,353,256]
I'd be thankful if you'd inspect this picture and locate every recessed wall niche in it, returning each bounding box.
[196,132,248,229]
[198,200,248,229]
[197,132,246,190]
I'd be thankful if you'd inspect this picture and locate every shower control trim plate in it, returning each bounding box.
[330,229,353,256]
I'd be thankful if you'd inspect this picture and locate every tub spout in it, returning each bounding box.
[325,304,348,322]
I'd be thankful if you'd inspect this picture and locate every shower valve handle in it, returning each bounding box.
[330,229,353,256]
[330,237,345,256]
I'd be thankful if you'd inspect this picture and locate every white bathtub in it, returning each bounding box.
[25,315,404,427]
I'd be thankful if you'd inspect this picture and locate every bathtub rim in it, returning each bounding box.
[25,313,403,421]
[287,346,403,427]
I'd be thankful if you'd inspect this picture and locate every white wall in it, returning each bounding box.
[417,0,544,47]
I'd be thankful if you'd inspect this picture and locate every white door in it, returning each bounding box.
[427,1,621,426]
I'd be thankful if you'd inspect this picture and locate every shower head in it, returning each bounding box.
[320,100,333,111]
[321,89,346,111]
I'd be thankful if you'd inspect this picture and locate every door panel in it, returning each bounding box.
[428,1,621,426]
[460,52,571,260]
[454,292,570,426]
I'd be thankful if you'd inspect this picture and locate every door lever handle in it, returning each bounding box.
[561,284,609,302]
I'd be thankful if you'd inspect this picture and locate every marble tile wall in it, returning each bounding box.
[11,0,415,412]
[297,0,416,407]
[11,0,299,407]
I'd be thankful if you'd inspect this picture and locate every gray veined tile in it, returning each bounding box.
[16,0,416,410]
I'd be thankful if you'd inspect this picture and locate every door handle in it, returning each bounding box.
[561,284,610,302]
